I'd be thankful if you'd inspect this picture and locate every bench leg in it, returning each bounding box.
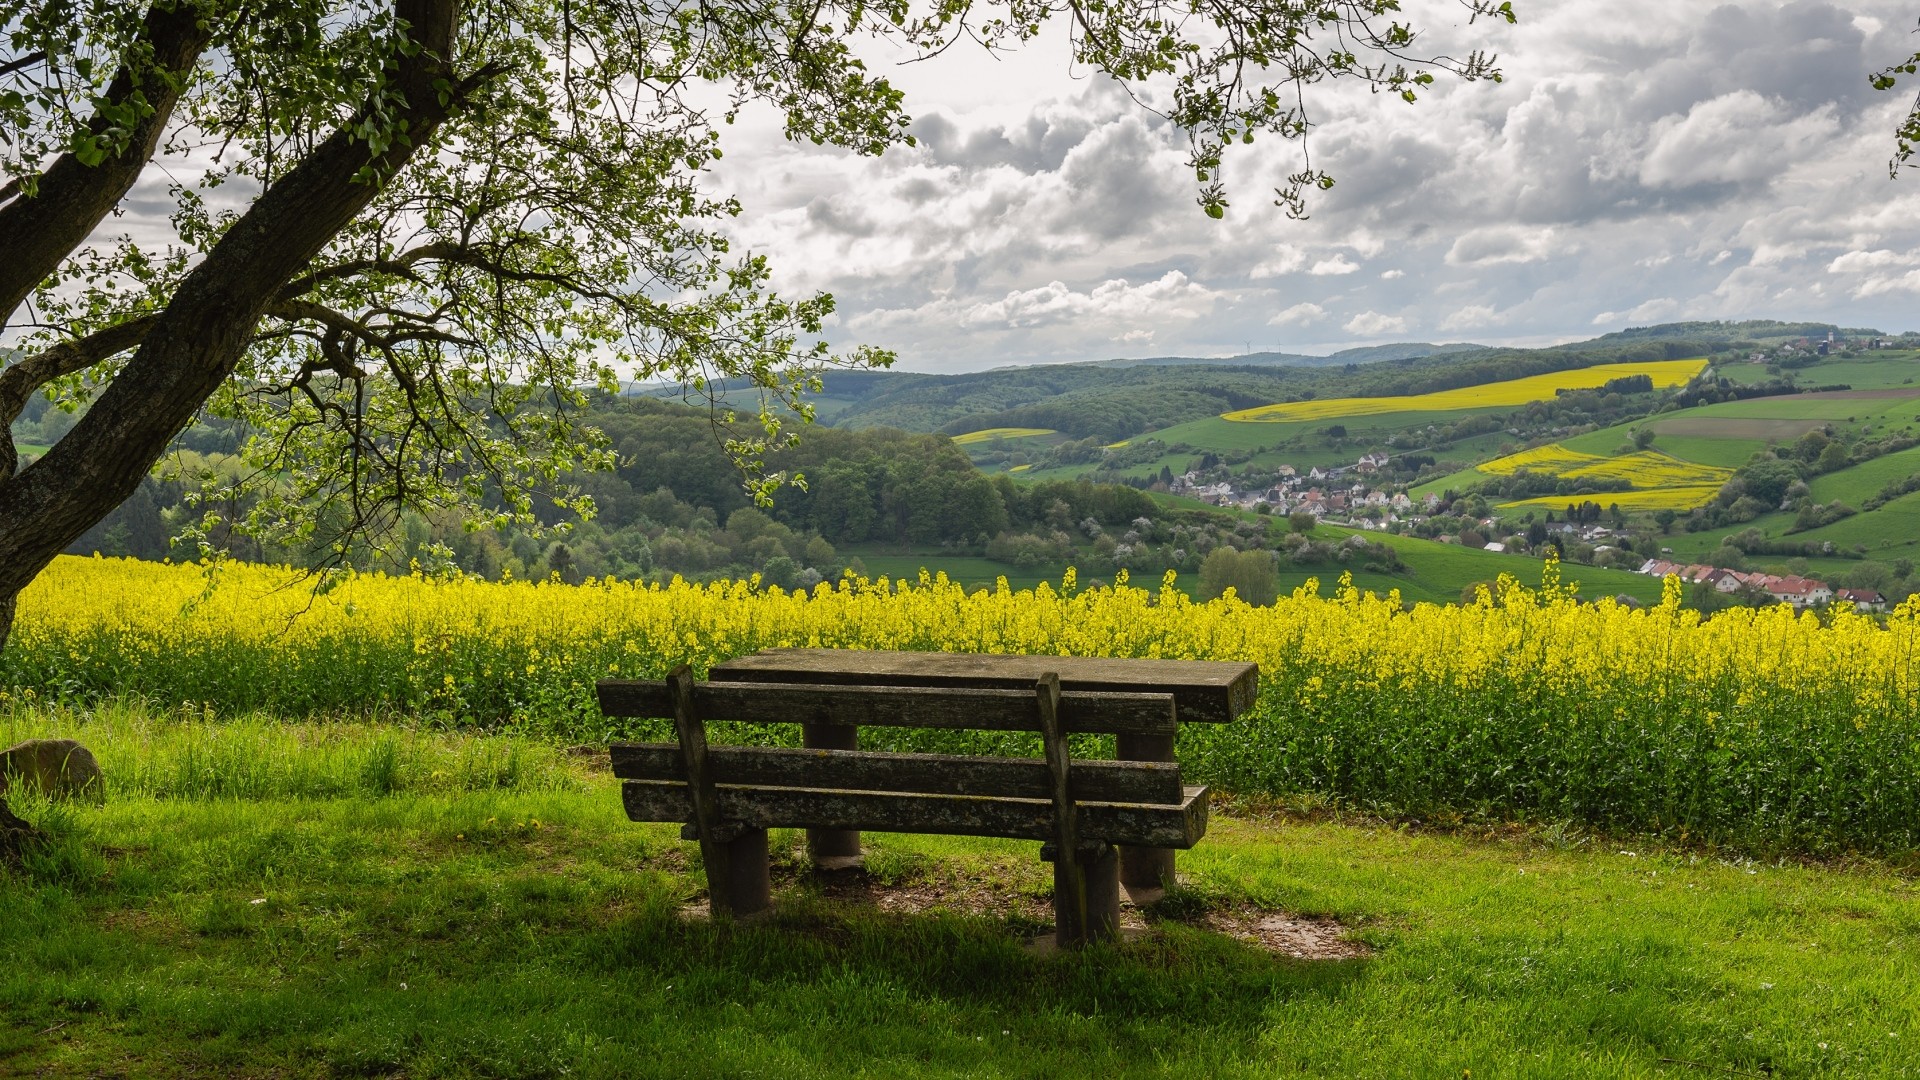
[1115,732,1177,898]
[707,827,771,918]
[1054,843,1120,948]
[802,723,863,872]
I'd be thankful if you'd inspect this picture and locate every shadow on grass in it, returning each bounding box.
[584,888,1369,1030]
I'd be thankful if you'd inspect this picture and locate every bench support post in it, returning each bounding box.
[670,664,772,918]
[1037,672,1116,947]
[713,827,771,916]
[801,722,863,873]
[1115,731,1177,899]
[1053,843,1120,948]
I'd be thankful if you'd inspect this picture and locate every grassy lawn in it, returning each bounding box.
[4,707,1918,1078]
[1807,444,1920,506]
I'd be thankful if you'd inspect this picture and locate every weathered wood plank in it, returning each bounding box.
[800,722,862,868]
[620,781,1210,849]
[610,743,1185,804]
[667,666,737,915]
[596,680,1176,736]
[1036,671,1093,944]
[707,649,1259,724]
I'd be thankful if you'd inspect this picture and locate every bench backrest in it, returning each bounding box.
[597,679,1176,735]
[610,743,1184,804]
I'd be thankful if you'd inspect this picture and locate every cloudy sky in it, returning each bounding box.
[705,1,1920,372]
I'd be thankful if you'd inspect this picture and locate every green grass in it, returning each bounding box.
[1784,353,1920,390]
[5,703,1920,1078]
[1704,393,1920,425]
[849,552,1060,594]
[1807,444,1920,506]
[1792,488,1920,558]
[1311,526,1665,603]
[1641,434,1767,468]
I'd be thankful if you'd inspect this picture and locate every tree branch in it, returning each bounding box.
[0,315,160,428]
[0,0,479,596]
[0,50,47,80]
[0,5,213,324]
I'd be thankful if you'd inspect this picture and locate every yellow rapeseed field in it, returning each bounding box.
[950,427,1057,444]
[1220,359,1710,423]
[1482,444,1731,488]
[8,554,1920,849]
[1480,442,1733,511]
[1495,485,1729,513]
[1478,444,1611,476]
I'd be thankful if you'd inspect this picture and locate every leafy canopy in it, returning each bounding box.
[2,0,1513,566]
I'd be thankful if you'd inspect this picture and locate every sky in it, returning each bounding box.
[703,1,1920,373]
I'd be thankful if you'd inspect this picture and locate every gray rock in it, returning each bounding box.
[0,739,105,803]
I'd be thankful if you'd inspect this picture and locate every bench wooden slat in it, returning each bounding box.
[709,649,1259,724]
[596,680,1176,736]
[620,780,1207,849]
[610,743,1185,804]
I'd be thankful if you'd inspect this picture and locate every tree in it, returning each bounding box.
[0,0,1515,658]
[1198,547,1278,606]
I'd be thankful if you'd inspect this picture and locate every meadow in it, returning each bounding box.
[1218,359,1710,423]
[7,555,1918,856]
[8,698,1920,1077]
[950,427,1059,445]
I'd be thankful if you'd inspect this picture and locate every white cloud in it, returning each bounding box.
[1249,246,1307,279]
[1854,269,1920,298]
[1828,248,1919,273]
[1640,92,1839,189]
[1344,311,1408,337]
[1267,302,1326,327]
[1439,304,1507,332]
[1445,226,1559,267]
[959,271,1217,328]
[1592,298,1682,325]
[597,1,1920,368]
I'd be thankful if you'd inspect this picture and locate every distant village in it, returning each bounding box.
[1170,453,1891,615]
[1631,560,1886,613]
[1747,329,1914,361]
[1171,454,1431,524]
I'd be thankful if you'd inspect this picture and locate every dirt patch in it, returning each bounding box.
[814,870,1084,925]
[1649,416,1828,440]
[1199,909,1372,960]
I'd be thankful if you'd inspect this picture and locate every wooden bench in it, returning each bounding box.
[596,650,1257,947]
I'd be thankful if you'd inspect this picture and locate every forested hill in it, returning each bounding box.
[645,321,1854,444]
[825,337,1722,442]
[1085,341,1486,369]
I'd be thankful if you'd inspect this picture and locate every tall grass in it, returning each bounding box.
[7,555,1920,856]
[0,697,579,802]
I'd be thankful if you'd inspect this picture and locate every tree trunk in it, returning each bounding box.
[0,0,467,609]
[0,4,212,323]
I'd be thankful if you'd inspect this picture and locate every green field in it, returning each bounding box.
[6,701,1920,1078]
[1805,444,1920,505]
[1792,488,1920,558]
[1715,352,1920,389]
[1147,407,1509,453]
[1633,434,1766,469]
[850,552,1059,593]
